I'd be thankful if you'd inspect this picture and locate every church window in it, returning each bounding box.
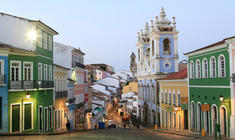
[210,56,216,78]
[152,40,154,56]
[138,49,140,61]
[163,39,171,55]
[218,55,225,77]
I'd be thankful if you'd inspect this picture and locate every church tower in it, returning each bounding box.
[130,52,137,76]
[136,7,179,126]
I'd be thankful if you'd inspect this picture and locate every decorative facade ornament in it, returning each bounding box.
[150,20,155,32]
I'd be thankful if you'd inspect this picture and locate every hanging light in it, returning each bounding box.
[220,96,224,102]
[26,93,30,99]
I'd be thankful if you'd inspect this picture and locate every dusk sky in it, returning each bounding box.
[1,0,235,71]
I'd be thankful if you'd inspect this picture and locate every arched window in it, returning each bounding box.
[163,39,171,55]
[173,90,176,106]
[161,90,164,103]
[196,60,201,78]
[152,40,154,56]
[202,58,208,78]
[190,61,194,79]
[169,90,171,105]
[218,55,226,77]
[210,57,216,78]
[165,90,167,104]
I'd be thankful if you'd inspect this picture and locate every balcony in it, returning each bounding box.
[9,80,54,89]
[72,61,85,68]
[55,90,68,99]
[0,74,6,85]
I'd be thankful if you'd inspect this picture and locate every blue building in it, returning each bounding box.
[136,7,179,126]
[0,45,8,132]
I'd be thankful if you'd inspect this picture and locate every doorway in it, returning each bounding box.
[184,110,188,129]
[211,105,217,134]
[204,111,209,134]
[12,104,20,132]
[220,107,227,136]
[39,106,43,132]
[191,102,195,130]
[197,103,202,132]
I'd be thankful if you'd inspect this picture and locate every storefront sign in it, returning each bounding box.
[180,97,188,104]
[202,104,210,111]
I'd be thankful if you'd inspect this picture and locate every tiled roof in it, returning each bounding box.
[160,69,187,80]
[184,36,235,55]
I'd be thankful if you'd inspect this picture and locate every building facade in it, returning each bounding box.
[137,8,179,126]
[0,48,8,132]
[54,64,69,132]
[159,69,188,131]
[0,13,58,133]
[185,37,235,137]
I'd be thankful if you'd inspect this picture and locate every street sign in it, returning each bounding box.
[180,97,188,104]
[202,104,210,111]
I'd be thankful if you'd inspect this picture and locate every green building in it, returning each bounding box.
[0,13,58,133]
[185,37,235,137]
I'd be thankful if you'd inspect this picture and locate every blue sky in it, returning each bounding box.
[1,0,235,71]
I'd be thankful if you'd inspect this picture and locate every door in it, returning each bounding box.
[12,104,20,132]
[184,110,188,129]
[39,107,43,132]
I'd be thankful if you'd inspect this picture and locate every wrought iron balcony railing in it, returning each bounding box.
[9,80,54,89]
[0,74,6,85]
[55,90,68,99]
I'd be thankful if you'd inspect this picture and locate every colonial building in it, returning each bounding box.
[185,36,235,137]
[130,52,137,76]
[137,7,179,126]
[54,64,70,132]
[159,69,188,131]
[0,44,9,132]
[0,12,58,133]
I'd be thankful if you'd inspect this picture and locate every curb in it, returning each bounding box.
[153,130,202,139]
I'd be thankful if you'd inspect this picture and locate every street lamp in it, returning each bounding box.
[26,92,30,99]
[220,96,224,101]
[27,29,37,41]
[66,101,69,106]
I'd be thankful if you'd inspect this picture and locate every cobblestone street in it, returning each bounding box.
[0,128,210,140]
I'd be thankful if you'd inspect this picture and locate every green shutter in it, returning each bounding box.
[24,104,32,130]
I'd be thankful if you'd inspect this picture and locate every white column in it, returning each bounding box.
[173,34,178,55]
[155,36,160,57]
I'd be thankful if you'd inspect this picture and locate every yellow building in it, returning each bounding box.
[54,64,70,132]
[122,82,138,94]
[159,69,189,131]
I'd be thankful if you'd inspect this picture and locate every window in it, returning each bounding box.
[0,60,4,74]
[163,39,171,55]
[161,90,164,103]
[161,110,164,127]
[44,107,48,131]
[48,35,52,51]
[169,112,172,128]
[210,57,216,78]
[196,60,201,78]
[0,97,2,129]
[49,107,53,129]
[49,65,52,81]
[173,90,176,106]
[24,103,32,130]
[11,61,21,81]
[38,63,42,81]
[23,62,33,81]
[168,90,171,105]
[39,106,43,131]
[202,58,208,78]
[165,111,168,127]
[165,90,167,104]
[152,40,154,56]
[173,113,176,128]
[177,91,180,106]
[218,55,225,77]
[44,64,48,81]
[138,49,140,61]
[37,29,42,47]
[43,32,47,49]
[190,61,194,79]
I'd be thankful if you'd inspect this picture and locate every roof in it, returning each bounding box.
[0,12,58,35]
[54,64,70,70]
[184,36,235,55]
[96,77,120,88]
[0,43,35,55]
[159,69,187,80]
